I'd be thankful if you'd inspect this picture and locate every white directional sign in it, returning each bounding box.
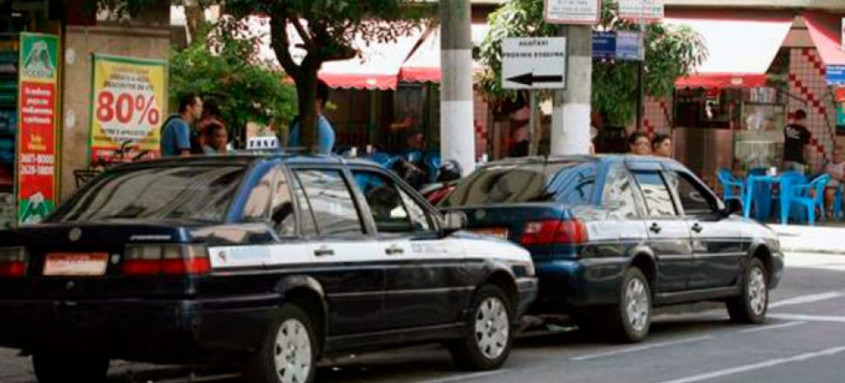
[544,0,601,25]
[619,0,664,21]
[502,37,567,90]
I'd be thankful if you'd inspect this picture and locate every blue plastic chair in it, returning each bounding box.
[834,184,844,220]
[789,174,832,226]
[424,152,442,183]
[716,169,745,203]
[775,172,806,225]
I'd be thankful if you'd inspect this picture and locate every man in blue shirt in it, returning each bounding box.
[288,80,335,155]
[161,93,203,157]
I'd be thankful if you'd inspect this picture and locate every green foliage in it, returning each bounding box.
[477,0,707,126]
[223,0,427,147]
[169,24,298,142]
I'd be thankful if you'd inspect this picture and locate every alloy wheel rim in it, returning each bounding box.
[748,267,767,315]
[273,318,312,383]
[474,297,509,360]
[626,277,650,332]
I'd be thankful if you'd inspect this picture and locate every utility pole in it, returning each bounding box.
[550,25,593,155]
[440,0,475,174]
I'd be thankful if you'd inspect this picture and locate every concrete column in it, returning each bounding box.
[440,0,475,174]
[551,25,592,156]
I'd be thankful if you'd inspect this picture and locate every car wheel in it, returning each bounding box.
[449,284,513,371]
[606,267,651,343]
[727,258,768,324]
[244,304,317,383]
[32,354,108,383]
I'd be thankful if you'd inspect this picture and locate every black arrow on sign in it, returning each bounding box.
[507,72,563,86]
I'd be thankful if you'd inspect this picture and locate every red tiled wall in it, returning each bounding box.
[788,48,836,170]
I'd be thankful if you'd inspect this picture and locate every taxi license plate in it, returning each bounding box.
[472,228,509,239]
[43,253,109,276]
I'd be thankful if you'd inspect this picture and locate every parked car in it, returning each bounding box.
[0,155,537,383]
[441,155,783,343]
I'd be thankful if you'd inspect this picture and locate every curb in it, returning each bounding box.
[772,224,845,255]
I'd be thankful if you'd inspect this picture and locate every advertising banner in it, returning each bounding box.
[89,54,166,163]
[17,32,59,225]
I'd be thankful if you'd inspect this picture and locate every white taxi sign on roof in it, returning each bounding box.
[247,136,279,150]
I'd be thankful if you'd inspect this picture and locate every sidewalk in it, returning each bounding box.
[770,222,845,255]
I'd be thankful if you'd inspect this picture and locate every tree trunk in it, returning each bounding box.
[184,0,204,43]
[295,68,319,152]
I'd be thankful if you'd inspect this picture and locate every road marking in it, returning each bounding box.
[737,321,806,334]
[570,336,712,361]
[411,370,506,383]
[770,292,843,308]
[655,345,845,383]
[769,313,845,323]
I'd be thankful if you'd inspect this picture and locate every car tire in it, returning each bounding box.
[727,258,768,324]
[449,284,513,371]
[32,354,108,383]
[244,304,317,383]
[605,267,651,343]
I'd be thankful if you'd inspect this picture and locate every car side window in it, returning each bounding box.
[294,169,364,236]
[632,171,677,217]
[242,167,275,221]
[602,164,641,219]
[291,173,318,236]
[269,168,296,236]
[666,171,718,216]
[353,170,432,233]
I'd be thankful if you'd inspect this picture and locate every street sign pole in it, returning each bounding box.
[636,22,646,133]
[529,90,539,156]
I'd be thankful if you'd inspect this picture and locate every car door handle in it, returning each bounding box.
[314,247,334,257]
[649,223,662,234]
[691,223,703,233]
[385,245,404,255]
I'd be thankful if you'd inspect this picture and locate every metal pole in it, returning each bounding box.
[529,91,539,156]
[440,0,475,174]
[551,25,592,155]
[636,60,644,132]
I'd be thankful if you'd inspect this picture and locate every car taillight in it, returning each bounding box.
[0,247,28,278]
[520,219,588,245]
[123,244,210,276]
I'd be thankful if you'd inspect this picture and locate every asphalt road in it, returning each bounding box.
[4,251,845,383]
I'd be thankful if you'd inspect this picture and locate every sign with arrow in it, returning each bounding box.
[502,37,567,90]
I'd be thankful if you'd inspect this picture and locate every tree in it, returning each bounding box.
[477,0,707,127]
[170,23,298,144]
[224,0,426,150]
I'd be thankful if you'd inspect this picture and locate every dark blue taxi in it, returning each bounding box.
[442,155,783,343]
[0,155,537,383]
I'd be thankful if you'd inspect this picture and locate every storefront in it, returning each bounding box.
[0,4,62,228]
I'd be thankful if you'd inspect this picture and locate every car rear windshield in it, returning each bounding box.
[442,161,596,207]
[50,165,246,223]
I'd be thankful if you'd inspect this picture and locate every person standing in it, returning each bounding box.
[161,93,203,157]
[651,133,673,158]
[197,97,224,151]
[203,122,229,154]
[628,131,651,155]
[783,109,811,172]
[287,80,335,155]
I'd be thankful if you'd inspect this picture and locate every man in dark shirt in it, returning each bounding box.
[783,109,811,172]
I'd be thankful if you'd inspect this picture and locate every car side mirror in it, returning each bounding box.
[722,199,742,217]
[442,211,467,233]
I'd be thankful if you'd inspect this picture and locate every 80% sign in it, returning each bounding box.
[95,90,161,127]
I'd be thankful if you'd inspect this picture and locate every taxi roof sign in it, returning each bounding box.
[247,136,279,150]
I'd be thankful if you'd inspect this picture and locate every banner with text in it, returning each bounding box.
[89,55,166,163]
[17,32,59,225]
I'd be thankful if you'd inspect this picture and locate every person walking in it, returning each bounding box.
[783,109,811,172]
[161,93,203,157]
[287,80,335,155]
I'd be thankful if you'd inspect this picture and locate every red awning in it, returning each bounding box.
[804,11,845,66]
[664,11,793,89]
[399,23,490,84]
